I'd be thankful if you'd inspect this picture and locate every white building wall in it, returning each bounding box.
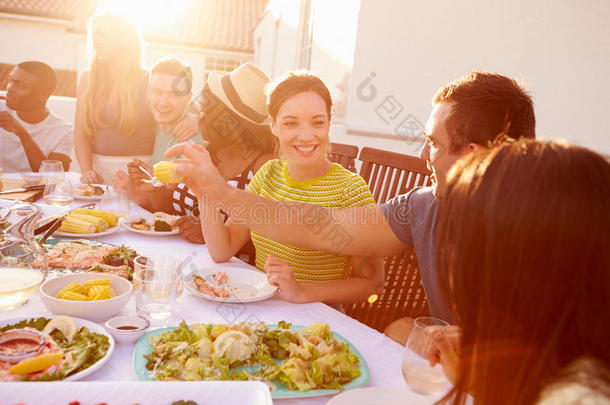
[345,0,610,157]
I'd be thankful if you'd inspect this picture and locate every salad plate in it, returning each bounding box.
[2,381,273,405]
[133,322,370,399]
[183,266,277,303]
[119,214,180,236]
[0,315,115,381]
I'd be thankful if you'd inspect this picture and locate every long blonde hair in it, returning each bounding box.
[83,13,143,137]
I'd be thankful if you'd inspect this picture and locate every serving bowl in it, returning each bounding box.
[40,272,132,322]
[20,172,44,186]
[104,315,150,344]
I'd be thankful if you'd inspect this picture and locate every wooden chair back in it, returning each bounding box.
[329,142,359,172]
[358,146,431,203]
[344,146,433,332]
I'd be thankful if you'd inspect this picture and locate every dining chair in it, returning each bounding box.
[329,142,359,173]
[343,146,432,332]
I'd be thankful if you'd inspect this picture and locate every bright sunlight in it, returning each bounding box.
[96,0,189,32]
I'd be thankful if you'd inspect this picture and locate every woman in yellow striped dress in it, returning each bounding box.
[199,71,384,306]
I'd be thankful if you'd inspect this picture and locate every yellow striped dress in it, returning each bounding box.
[246,159,376,283]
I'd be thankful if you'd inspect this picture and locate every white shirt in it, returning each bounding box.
[0,100,73,172]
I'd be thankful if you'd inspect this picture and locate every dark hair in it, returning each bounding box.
[433,71,536,153]
[151,57,193,94]
[265,70,332,120]
[17,61,57,94]
[437,139,610,404]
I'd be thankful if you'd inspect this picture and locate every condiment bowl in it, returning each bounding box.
[104,315,150,344]
[40,272,132,322]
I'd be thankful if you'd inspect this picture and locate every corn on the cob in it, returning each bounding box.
[67,213,109,232]
[70,209,118,226]
[59,217,96,234]
[154,161,183,183]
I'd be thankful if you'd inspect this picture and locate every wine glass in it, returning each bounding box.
[39,160,65,185]
[98,191,131,219]
[401,317,451,396]
[42,179,74,207]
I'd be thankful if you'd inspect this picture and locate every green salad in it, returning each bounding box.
[144,321,361,391]
[0,317,110,381]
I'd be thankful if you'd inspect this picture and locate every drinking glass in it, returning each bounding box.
[133,254,180,322]
[402,317,451,396]
[43,179,74,207]
[39,160,65,185]
[98,191,130,219]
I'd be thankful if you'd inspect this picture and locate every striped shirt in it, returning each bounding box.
[246,159,375,283]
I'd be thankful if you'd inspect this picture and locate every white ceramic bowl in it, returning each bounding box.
[20,172,44,186]
[104,315,150,344]
[40,272,132,322]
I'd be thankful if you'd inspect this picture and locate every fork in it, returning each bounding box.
[137,165,164,187]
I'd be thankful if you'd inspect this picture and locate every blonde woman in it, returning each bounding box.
[75,13,198,184]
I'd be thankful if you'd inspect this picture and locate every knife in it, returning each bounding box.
[0,184,46,195]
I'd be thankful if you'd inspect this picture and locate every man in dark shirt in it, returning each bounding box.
[166,71,536,341]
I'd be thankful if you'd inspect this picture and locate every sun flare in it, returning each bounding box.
[96,0,189,32]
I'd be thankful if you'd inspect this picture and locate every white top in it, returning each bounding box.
[0,100,73,172]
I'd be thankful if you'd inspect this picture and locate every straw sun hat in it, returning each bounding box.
[206,63,270,125]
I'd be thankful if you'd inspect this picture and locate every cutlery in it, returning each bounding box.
[0,184,46,195]
[137,165,164,187]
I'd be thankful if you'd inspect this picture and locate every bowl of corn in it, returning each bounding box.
[40,272,132,322]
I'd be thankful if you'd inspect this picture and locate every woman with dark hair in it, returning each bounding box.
[428,139,610,404]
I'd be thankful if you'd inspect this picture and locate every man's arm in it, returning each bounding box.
[167,143,408,257]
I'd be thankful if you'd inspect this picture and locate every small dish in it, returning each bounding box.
[0,328,46,363]
[105,315,150,344]
[20,172,44,186]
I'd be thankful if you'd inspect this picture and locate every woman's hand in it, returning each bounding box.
[165,142,227,198]
[112,170,129,194]
[176,215,205,244]
[424,325,462,385]
[265,255,305,302]
[172,114,200,142]
[81,169,103,184]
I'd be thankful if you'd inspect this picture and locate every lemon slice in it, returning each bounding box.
[43,315,78,342]
[9,352,64,375]
[213,330,253,362]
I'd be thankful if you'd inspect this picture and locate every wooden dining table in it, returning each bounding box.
[0,172,429,405]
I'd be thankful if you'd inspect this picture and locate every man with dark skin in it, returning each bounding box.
[0,61,72,172]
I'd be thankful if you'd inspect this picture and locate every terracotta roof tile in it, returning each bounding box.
[0,62,77,97]
[1,0,267,52]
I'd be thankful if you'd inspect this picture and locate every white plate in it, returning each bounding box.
[184,266,277,303]
[69,184,111,201]
[54,224,120,238]
[2,381,272,405]
[326,387,434,405]
[0,315,115,381]
[119,213,179,236]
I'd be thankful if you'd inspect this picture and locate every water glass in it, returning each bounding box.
[133,254,180,322]
[39,160,64,184]
[43,179,74,207]
[98,191,130,218]
[402,317,451,396]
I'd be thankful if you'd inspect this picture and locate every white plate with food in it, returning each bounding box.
[0,315,115,382]
[69,183,110,201]
[184,266,277,303]
[53,208,121,238]
[2,381,272,405]
[119,212,180,236]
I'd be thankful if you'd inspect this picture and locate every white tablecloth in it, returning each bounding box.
[1,173,422,404]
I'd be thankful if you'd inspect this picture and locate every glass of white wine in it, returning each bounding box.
[98,191,131,219]
[43,179,74,207]
[402,317,452,397]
